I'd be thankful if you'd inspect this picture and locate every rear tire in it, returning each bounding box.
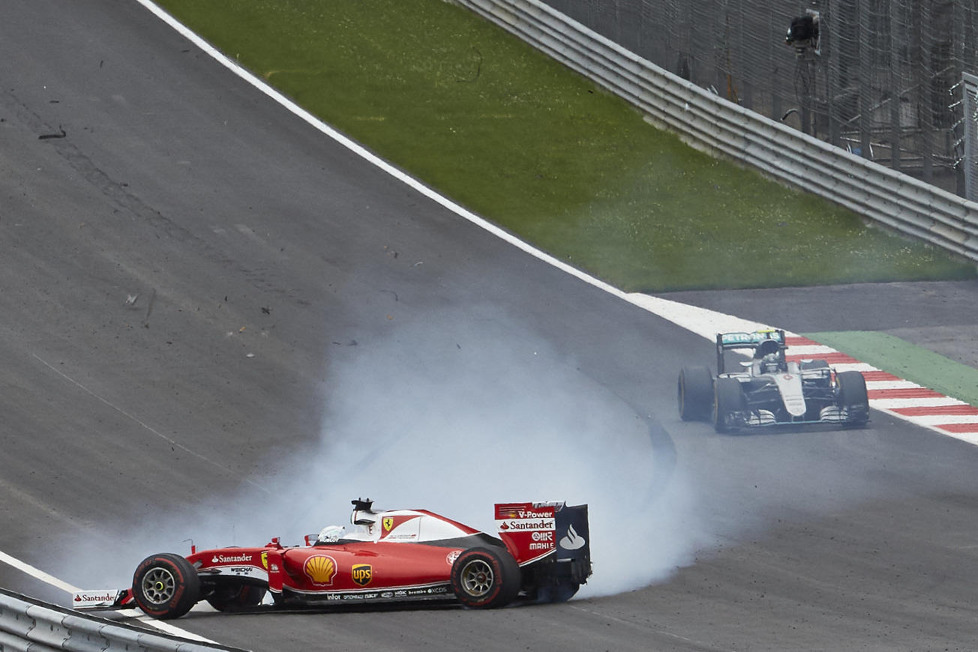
[450,547,520,609]
[678,366,714,421]
[714,377,746,433]
[837,370,869,427]
[132,553,200,620]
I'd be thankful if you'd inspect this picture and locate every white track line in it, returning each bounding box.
[871,397,969,410]
[0,550,78,594]
[783,345,839,356]
[833,363,886,373]
[867,380,928,391]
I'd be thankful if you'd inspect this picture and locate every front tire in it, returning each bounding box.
[837,370,869,427]
[678,366,714,421]
[450,547,520,609]
[714,377,746,433]
[132,553,201,620]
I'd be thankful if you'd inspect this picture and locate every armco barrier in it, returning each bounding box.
[0,588,240,652]
[455,0,978,264]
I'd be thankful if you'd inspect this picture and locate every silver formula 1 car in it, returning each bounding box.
[677,329,869,433]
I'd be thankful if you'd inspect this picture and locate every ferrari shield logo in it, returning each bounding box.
[352,564,372,587]
[383,517,394,532]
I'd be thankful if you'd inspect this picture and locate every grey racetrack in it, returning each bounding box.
[3,2,978,651]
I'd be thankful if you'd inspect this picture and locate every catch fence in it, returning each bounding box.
[539,0,978,197]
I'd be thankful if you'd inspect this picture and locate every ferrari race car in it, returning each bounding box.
[73,499,591,619]
[677,329,869,432]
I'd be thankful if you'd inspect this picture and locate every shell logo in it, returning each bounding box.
[303,555,337,586]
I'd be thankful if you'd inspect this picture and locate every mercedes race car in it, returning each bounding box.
[677,329,869,432]
[73,499,591,619]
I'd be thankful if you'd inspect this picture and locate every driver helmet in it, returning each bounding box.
[761,352,781,373]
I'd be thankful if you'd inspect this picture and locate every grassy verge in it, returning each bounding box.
[155,0,976,291]
[807,332,978,407]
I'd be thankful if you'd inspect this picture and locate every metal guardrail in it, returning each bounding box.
[0,588,237,652]
[455,0,978,264]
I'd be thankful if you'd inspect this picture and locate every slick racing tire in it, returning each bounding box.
[678,366,714,421]
[837,370,870,427]
[450,547,520,609]
[132,553,201,620]
[205,581,267,612]
[713,377,746,434]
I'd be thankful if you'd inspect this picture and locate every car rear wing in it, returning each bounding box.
[494,502,590,568]
[716,329,787,374]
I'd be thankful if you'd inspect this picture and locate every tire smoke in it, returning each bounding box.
[53,306,716,598]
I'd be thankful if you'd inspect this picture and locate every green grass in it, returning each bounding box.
[156,0,976,291]
[807,332,978,407]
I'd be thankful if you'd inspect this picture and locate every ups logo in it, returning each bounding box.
[352,564,372,587]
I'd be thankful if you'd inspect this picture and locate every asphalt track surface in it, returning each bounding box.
[3,2,978,651]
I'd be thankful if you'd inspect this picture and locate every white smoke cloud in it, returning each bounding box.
[53,304,718,598]
[267,303,717,597]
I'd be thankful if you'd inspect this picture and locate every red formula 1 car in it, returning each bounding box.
[73,499,591,619]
